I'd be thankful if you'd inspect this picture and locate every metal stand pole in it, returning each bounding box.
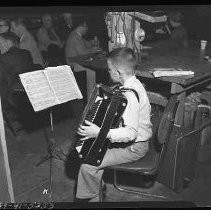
[34,109,67,198]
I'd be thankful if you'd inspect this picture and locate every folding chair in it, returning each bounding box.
[99,94,179,201]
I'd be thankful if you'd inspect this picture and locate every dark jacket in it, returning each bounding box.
[0,47,43,82]
[0,47,43,105]
[0,47,34,77]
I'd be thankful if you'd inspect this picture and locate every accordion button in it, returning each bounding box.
[79,154,83,158]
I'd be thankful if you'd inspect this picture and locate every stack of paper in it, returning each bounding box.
[150,68,194,77]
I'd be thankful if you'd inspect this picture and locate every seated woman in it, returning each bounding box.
[37,14,64,66]
[65,17,101,99]
[65,18,100,59]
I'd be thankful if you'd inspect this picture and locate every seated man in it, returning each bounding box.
[152,11,188,55]
[0,32,42,85]
[76,47,152,202]
[0,32,43,134]
[65,17,100,100]
[168,11,188,49]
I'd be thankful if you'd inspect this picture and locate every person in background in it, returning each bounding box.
[151,11,188,54]
[10,18,44,67]
[0,31,43,92]
[168,11,188,49]
[75,47,152,202]
[55,13,73,43]
[0,32,36,79]
[85,13,109,52]
[0,32,43,133]
[65,18,100,59]
[37,14,64,66]
[0,18,10,36]
[65,17,100,100]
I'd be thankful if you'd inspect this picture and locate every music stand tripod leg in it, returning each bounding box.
[49,110,67,162]
[34,109,67,199]
[49,150,53,199]
[34,153,50,168]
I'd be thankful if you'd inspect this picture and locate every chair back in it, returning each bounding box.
[157,94,179,144]
[149,94,179,171]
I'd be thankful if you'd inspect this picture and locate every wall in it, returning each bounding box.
[0,5,210,44]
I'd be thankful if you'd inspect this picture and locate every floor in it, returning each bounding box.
[4,100,211,208]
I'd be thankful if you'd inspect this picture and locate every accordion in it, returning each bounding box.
[75,84,128,166]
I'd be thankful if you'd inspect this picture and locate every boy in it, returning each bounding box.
[76,47,152,202]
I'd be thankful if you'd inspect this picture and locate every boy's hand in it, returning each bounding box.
[77,120,100,141]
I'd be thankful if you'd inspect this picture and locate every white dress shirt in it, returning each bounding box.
[109,75,152,143]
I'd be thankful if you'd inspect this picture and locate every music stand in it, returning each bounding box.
[34,108,67,199]
[19,66,83,199]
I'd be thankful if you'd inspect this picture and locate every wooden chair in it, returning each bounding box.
[99,94,179,201]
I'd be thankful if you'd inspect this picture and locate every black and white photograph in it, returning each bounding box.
[0,3,211,208]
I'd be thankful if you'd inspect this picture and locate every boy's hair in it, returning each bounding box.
[107,47,137,70]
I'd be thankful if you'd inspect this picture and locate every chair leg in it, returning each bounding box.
[99,176,103,202]
[113,170,167,200]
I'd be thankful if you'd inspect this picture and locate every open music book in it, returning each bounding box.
[19,65,83,112]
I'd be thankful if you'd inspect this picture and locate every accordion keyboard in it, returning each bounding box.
[76,96,103,153]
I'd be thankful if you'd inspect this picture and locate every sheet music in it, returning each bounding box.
[19,70,58,112]
[44,65,83,104]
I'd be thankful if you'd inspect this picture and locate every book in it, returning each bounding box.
[19,65,83,112]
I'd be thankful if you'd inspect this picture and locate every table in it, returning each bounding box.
[136,47,211,126]
[74,48,211,90]
[136,47,211,93]
[73,46,211,127]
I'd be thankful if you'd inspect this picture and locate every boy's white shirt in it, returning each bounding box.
[109,75,152,143]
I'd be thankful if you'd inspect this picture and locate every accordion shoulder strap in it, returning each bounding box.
[119,87,140,103]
